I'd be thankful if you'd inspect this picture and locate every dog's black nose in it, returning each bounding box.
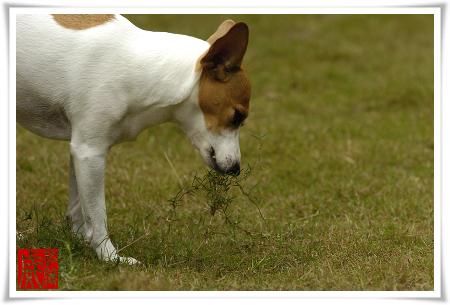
[226,163,241,176]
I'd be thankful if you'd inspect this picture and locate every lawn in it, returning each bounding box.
[15,14,435,291]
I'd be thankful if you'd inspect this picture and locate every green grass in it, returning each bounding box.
[16,14,434,291]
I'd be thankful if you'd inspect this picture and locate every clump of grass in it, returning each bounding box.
[167,132,267,228]
[168,165,264,223]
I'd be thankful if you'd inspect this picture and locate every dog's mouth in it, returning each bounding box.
[209,146,219,171]
[208,146,240,176]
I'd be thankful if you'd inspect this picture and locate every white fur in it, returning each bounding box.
[16,14,242,264]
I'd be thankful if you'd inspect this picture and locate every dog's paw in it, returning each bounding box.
[104,254,140,265]
[118,256,140,265]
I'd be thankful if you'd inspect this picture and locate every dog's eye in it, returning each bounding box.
[232,110,247,127]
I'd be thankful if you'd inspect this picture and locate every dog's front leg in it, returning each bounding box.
[67,154,84,236]
[69,140,138,265]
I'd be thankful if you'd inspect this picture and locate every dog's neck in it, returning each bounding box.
[108,28,210,141]
[126,29,209,106]
[95,27,209,141]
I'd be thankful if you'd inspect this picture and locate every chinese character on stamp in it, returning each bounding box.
[18,249,58,290]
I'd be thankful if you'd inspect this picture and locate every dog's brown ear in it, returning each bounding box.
[206,20,236,44]
[200,21,249,82]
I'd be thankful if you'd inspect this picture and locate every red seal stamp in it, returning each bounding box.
[18,249,58,290]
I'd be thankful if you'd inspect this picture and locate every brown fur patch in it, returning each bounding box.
[195,20,236,72]
[52,14,115,30]
[197,21,250,133]
[195,49,209,72]
[198,65,250,133]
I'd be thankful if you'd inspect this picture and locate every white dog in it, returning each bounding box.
[16,14,251,264]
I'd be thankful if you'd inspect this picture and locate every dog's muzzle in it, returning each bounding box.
[210,146,241,176]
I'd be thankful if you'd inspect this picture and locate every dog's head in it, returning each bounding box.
[178,20,250,175]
